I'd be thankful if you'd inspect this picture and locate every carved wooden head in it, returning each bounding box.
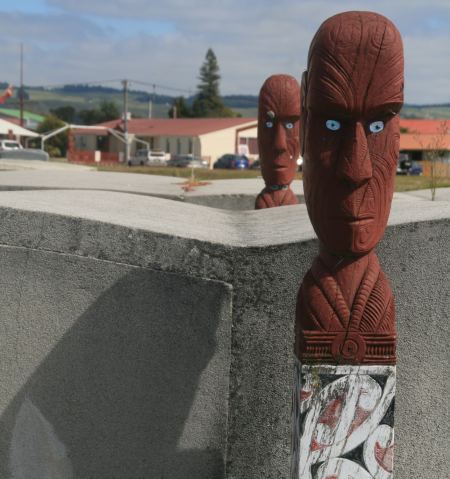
[258,74,301,186]
[302,12,404,255]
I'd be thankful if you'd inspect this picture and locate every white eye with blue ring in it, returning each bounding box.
[369,120,384,133]
[325,119,341,131]
[265,121,274,128]
[284,122,294,130]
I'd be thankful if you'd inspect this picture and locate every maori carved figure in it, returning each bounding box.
[296,10,404,365]
[291,12,403,479]
[255,74,301,209]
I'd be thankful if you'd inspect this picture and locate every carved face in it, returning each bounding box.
[258,75,301,186]
[302,12,404,255]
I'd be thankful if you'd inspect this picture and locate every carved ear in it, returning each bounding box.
[300,71,308,157]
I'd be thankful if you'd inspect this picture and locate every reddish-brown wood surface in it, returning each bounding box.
[255,74,300,209]
[295,12,404,365]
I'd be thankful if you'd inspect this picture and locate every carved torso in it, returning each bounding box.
[295,11,403,366]
[296,252,396,364]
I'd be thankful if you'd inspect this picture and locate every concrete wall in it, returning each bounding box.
[0,191,448,479]
[0,232,232,478]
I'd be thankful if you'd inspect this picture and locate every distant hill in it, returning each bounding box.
[0,82,449,121]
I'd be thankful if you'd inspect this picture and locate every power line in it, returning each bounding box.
[129,79,192,95]
[18,78,194,96]
[29,79,124,89]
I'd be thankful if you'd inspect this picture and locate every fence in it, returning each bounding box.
[421,160,450,177]
[68,150,120,164]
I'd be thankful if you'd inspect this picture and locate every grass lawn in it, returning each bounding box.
[95,163,450,192]
[394,175,450,192]
[96,164,270,180]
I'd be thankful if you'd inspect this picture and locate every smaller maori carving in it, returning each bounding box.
[255,74,300,209]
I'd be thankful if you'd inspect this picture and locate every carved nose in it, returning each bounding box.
[274,123,287,152]
[337,122,372,185]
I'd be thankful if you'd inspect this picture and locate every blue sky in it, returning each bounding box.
[0,0,449,104]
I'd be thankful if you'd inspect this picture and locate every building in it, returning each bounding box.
[399,119,450,176]
[399,118,450,161]
[70,117,257,166]
[0,118,39,143]
[69,116,450,174]
[0,108,44,131]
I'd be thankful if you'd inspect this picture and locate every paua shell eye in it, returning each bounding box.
[369,120,384,133]
[265,121,274,128]
[285,122,294,130]
[325,119,341,131]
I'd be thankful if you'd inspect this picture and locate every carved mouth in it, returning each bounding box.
[332,215,374,225]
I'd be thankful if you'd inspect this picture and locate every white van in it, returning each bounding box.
[0,140,23,151]
[128,150,167,166]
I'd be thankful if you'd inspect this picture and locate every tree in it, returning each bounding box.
[168,96,192,118]
[79,100,120,125]
[414,121,448,201]
[50,105,76,123]
[191,48,234,118]
[36,115,68,157]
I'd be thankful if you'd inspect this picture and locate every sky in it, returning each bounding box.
[0,0,449,104]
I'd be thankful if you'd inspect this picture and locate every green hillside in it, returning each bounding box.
[1,82,448,121]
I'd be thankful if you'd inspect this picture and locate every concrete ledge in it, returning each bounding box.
[0,189,448,479]
[0,170,305,210]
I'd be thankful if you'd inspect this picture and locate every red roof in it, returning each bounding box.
[98,117,256,136]
[71,126,108,136]
[400,118,449,135]
[0,115,21,126]
[400,133,450,151]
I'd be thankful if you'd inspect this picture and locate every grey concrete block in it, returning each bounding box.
[0,189,448,479]
[0,247,232,479]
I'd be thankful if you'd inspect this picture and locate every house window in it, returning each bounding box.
[188,138,193,154]
[177,139,181,155]
[166,139,170,153]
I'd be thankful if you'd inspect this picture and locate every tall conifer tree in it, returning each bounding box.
[192,49,234,117]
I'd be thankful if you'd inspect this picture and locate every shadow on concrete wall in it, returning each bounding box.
[0,258,231,479]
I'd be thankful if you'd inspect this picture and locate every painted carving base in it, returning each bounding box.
[291,360,395,479]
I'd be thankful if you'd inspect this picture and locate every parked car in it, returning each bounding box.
[251,159,261,169]
[167,155,208,168]
[213,154,249,169]
[396,156,411,175]
[409,161,423,176]
[396,157,422,176]
[128,149,167,166]
[0,139,49,161]
[0,140,23,151]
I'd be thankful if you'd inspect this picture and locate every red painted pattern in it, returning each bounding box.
[375,441,394,473]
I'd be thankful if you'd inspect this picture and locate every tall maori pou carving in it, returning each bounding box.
[255,75,300,209]
[291,12,404,479]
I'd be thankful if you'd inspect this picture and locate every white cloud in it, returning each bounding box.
[0,1,448,103]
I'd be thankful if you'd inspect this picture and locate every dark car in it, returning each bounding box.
[213,154,249,169]
[251,159,261,169]
[396,157,423,176]
[409,161,423,175]
[167,155,208,168]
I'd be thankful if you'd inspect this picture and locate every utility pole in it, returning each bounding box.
[122,79,129,164]
[19,43,24,127]
[151,83,156,118]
